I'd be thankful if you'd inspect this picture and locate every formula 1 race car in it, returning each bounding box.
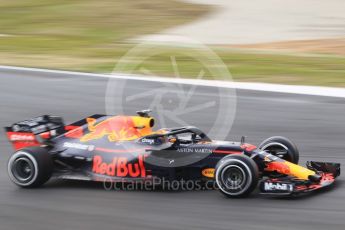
[5,110,340,197]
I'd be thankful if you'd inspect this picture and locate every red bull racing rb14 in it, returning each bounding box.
[4,110,340,198]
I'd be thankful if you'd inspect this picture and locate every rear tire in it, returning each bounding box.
[259,136,299,164]
[8,147,53,188]
[215,155,259,198]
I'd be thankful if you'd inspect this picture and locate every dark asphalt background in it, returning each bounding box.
[0,68,344,230]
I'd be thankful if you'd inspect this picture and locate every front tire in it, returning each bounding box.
[215,155,259,198]
[8,147,53,188]
[259,136,299,164]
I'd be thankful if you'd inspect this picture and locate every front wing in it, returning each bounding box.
[260,161,340,195]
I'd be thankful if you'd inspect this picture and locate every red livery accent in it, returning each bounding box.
[92,155,147,178]
[39,131,51,139]
[213,150,243,155]
[95,147,147,154]
[6,132,40,150]
[295,185,308,191]
[265,162,291,174]
[319,173,335,184]
[64,125,84,138]
[241,143,257,152]
[11,141,40,151]
[7,132,36,142]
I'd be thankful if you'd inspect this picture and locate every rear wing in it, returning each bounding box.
[5,115,65,150]
[4,114,110,151]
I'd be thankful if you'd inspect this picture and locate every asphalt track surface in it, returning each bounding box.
[0,68,345,230]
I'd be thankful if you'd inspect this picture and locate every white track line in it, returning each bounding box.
[1,65,345,98]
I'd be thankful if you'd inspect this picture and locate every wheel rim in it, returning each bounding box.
[11,157,35,183]
[261,142,291,161]
[216,159,254,196]
[221,165,246,193]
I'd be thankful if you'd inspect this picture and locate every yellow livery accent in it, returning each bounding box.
[202,168,215,178]
[285,161,316,180]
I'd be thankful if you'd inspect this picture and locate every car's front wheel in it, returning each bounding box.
[8,147,53,188]
[215,154,259,198]
[259,136,299,164]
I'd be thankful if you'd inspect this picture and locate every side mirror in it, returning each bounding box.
[241,136,246,144]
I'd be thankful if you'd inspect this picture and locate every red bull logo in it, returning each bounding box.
[92,155,146,178]
[80,116,154,142]
[265,162,291,174]
[266,161,316,180]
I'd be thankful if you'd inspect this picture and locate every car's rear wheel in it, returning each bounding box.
[8,147,53,188]
[259,136,299,164]
[215,155,259,198]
